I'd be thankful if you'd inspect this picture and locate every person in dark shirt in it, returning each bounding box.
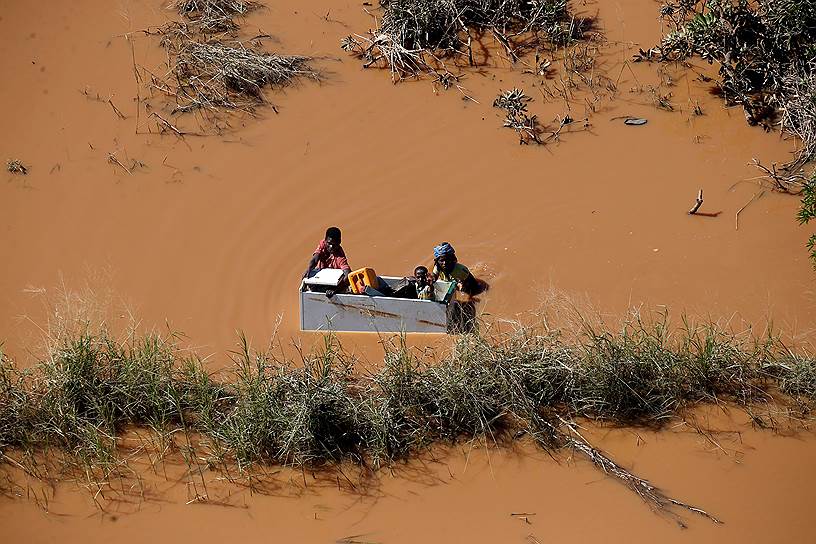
[413,265,434,300]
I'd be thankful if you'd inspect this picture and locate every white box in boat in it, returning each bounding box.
[302,268,345,287]
[299,273,457,333]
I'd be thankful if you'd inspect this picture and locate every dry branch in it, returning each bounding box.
[735,190,766,230]
[688,189,703,214]
[752,159,809,195]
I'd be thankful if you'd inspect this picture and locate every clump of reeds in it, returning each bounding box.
[344,0,582,81]
[2,312,814,523]
[161,1,259,38]
[6,159,27,175]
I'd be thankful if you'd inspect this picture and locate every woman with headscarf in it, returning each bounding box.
[432,242,488,297]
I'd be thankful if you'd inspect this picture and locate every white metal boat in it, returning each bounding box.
[299,270,458,333]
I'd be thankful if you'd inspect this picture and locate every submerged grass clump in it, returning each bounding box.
[1,313,814,523]
[141,0,317,121]
[343,0,583,81]
[212,335,367,468]
[164,42,317,113]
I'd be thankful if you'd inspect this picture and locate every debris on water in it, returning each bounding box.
[624,117,648,126]
[6,159,28,175]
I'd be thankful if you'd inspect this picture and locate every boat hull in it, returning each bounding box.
[300,291,450,333]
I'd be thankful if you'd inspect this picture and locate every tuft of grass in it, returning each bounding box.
[170,42,317,112]
[0,348,31,454]
[213,334,367,469]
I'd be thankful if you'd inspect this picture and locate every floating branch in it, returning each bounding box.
[735,190,766,231]
[752,159,808,195]
[688,189,704,214]
[687,188,721,217]
[107,152,133,175]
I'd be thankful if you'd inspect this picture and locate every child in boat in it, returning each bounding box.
[413,265,434,301]
[431,242,488,297]
[388,266,433,300]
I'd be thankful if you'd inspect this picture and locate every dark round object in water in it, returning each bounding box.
[624,118,648,125]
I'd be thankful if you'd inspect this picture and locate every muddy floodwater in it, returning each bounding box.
[1,408,815,543]
[1,0,815,542]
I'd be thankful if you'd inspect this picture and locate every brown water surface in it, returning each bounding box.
[1,0,813,363]
[1,408,814,543]
[1,1,815,541]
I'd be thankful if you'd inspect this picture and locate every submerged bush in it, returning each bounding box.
[656,0,816,168]
[344,0,582,81]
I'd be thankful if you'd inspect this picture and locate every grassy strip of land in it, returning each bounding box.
[1,314,813,523]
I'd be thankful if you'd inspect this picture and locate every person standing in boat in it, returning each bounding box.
[431,242,487,297]
[304,226,352,297]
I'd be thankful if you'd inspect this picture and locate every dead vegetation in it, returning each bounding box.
[340,2,616,145]
[160,41,317,113]
[493,88,542,144]
[132,0,317,133]
[493,88,587,145]
[343,0,583,81]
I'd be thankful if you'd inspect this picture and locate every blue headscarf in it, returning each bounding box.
[433,242,455,259]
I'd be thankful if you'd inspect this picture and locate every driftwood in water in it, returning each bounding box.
[688,189,721,217]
